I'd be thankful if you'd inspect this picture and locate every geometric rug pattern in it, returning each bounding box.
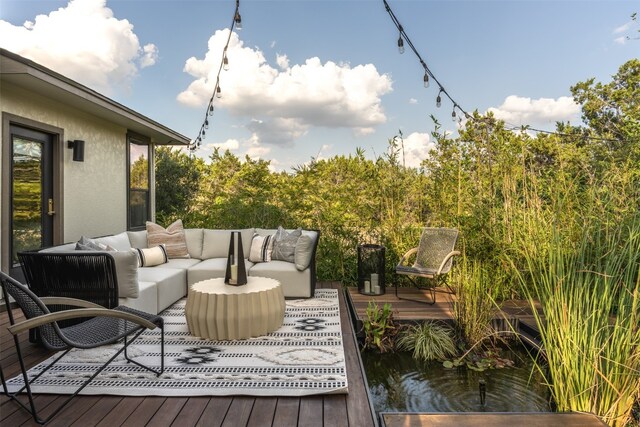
[6,288,348,397]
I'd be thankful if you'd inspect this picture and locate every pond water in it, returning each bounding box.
[361,347,552,413]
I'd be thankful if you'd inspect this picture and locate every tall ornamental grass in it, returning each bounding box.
[516,222,640,426]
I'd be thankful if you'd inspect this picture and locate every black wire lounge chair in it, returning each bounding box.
[394,227,460,304]
[0,271,164,425]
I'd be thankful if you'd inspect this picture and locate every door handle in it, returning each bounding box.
[47,198,55,216]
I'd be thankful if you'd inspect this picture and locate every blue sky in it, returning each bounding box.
[1,0,637,170]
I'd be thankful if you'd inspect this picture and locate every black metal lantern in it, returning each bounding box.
[358,244,385,295]
[225,231,247,285]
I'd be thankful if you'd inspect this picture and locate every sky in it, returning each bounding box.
[0,0,637,171]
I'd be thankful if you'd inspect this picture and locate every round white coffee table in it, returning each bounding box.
[185,276,285,340]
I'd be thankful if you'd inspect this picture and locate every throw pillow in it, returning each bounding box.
[271,226,301,263]
[133,245,169,267]
[75,236,114,251]
[294,234,315,271]
[248,233,274,263]
[146,219,190,259]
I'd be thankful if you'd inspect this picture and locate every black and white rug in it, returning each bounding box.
[7,288,348,396]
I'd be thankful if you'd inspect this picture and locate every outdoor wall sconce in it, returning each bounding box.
[67,140,85,162]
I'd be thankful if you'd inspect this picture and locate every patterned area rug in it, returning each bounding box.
[7,288,348,396]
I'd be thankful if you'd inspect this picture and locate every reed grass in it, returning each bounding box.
[516,221,640,426]
[396,321,458,361]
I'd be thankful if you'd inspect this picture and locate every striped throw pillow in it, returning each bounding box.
[146,220,190,259]
[248,234,274,263]
[133,245,169,267]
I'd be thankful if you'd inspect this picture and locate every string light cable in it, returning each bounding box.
[382,0,623,144]
[190,0,242,151]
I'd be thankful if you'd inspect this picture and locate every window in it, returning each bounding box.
[127,134,150,230]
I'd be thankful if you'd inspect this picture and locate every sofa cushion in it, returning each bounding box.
[249,260,312,298]
[119,281,158,315]
[127,230,148,249]
[133,245,168,267]
[137,267,187,312]
[163,258,202,269]
[201,229,254,259]
[184,228,204,259]
[248,234,274,263]
[187,257,254,286]
[294,234,315,271]
[40,243,76,252]
[146,220,190,259]
[272,227,301,263]
[95,232,132,252]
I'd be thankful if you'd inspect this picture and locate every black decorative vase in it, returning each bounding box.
[224,231,247,285]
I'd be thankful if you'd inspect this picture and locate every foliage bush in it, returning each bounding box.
[362,302,397,353]
[396,321,457,361]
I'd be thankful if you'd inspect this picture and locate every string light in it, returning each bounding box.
[223,48,229,71]
[190,0,241,151]
[382,0,619,144]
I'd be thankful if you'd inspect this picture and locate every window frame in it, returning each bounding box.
[126,132,151,231]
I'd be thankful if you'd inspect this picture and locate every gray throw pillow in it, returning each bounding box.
[76,236,113,251]
[271,226,301,263]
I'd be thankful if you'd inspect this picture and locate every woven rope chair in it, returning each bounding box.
[394,227,460,304]
[0,271,164,425]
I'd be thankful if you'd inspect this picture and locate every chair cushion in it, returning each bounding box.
[146,220,190,259]
[95,232,133,252]
[396,265,437,278]
[184,228,204,259]
[188,258,254,286]
[127,230,148,249]
[201,229,254,259]
[249,260,311,298]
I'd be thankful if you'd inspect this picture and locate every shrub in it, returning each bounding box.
[396,321,457,361]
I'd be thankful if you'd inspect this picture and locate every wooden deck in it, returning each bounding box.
[0,282,377,427]
[346,286,543,343]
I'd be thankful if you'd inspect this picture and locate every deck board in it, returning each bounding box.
[1,282,376,426]
[381,412,607,427]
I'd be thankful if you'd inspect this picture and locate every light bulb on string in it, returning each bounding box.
[209,104,214,115]
[201,129,206,138]
[423,71,429,88]
[451,107,457,122]
[436,89,442,108]
[234,11,242,30]
[204,119,209,130]
[216,85,222,99]
[397,34,405,54]
[223,51,229,71]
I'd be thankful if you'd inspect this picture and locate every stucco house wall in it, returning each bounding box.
[0,48,189,277]
[2,83,129,240]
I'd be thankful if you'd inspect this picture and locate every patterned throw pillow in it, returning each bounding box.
[132,245,168,267]
[75,236,114,251]
[271,226,302,263]
[146,219,190,259]
[248,234,274,263]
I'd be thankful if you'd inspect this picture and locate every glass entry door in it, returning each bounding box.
[10,125,54,279]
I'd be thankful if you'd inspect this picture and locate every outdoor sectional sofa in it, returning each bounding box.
[23,227,319,315]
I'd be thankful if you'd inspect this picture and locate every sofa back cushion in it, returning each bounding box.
[127,230,148,249]
[184,228,204,259]
[146,220,190,259]
[94,232,132,252]
[201,228,255,259]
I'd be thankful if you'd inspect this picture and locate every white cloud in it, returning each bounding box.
[397,132,434,168]
[613,22,632,34]
[614,36,627,45]
[487,95,580,126]
[178,30,392,145]
[409,98,418,104]
[0,0,157,94]
[205,138,240,152]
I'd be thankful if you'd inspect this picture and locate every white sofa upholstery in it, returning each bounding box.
[38,228,319,314]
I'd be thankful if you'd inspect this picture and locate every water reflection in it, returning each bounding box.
[362,348,551,413]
